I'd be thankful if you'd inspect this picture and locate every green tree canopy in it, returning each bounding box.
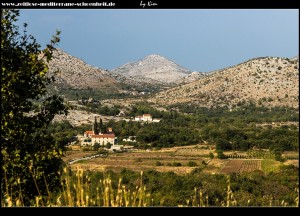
[1,9,68,205]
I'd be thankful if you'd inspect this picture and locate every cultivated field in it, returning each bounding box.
[63,145,225,175]
[63,146,298,175]
[219,159,262,174]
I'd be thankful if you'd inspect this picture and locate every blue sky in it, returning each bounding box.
[18,9,298,72]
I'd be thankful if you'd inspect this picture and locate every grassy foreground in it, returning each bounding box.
[2,167,299,207]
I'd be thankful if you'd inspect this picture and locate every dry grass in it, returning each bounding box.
[2,168,150,207]
[284,160,299,168]
[63,151,95,162]
[64,147,217,175]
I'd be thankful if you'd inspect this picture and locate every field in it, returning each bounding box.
[63,145,226,175]
[284,160,299,167]
[219,159,262,174]
[261,159,281,173]
[63,146,298,175]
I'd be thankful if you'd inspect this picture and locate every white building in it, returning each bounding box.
[82,127,116,146]
[134,114,153,122]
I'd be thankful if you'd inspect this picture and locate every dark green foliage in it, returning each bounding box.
[168,103,298,123]
[274,150,285,162]
[70,165,298,206]
[93,143,101,151]
[93,117,99,134]
[1,9,67,204]
[47,121,76,146]
[187,161,197,167]
[172,162,182,167]
[92,101,298,152]
[106,142,112,149]
[217,151,227,159]
[155,161,163,166]
[215,139,232,151]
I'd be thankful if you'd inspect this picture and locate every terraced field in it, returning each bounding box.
[64,147,297,175]
[219,160,262,174]
[63,146,223,175]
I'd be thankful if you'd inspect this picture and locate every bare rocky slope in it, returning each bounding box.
[149,56,299,108]
[111,54,191,84]
[175,71,207,84]
[47,49,119,91]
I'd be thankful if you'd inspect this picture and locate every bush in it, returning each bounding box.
[217,151,227,159]
[82,147,92,151]
[172,162,182,167]
[187,161,197,167]
[155,161,163,166]
[190,167,203,174]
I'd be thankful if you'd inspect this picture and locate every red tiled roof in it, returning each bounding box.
[84,131,94,135]
[92,133,115,138]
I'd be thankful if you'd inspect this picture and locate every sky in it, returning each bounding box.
[17,9,298,72]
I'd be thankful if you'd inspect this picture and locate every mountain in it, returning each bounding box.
[149,56,299,108]
[47,49,119,90]
[111,54,191,84]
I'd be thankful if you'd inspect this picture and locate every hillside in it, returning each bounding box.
[149,56,299,108]
[111,54,191,84]
[47,49,119,91]
[175,71,207,84]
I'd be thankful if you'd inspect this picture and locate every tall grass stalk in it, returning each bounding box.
[1,167,299,207]
[51,168,150,207]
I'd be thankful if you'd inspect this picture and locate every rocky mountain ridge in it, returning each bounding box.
[149,56,299,108]
[111,54,192,84]
[47,49,119,91]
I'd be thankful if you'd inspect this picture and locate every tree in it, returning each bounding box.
[1,9,67,205]
[106,142,112,149]
[93,143,101,151]
[215,138,232,151]
[99,118,103,134]
[93,117,99,134]
[216,151,227,159]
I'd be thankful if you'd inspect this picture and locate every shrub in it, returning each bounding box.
[217,151,227,159]
[187,161,197,167]
[155,161,163,166]
[172,162,182,167]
